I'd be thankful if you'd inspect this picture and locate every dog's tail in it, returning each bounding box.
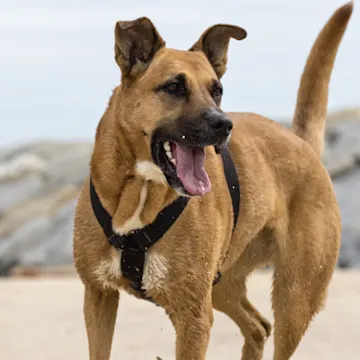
[292,2,353,157]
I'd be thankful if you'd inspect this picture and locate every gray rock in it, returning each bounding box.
[0,174,44,213]
[0,217,53,272]
[19,199,77,267]
[0,141,93,162]
[44,149,91,187]
[0,152,47,183]
[338,226,360,269]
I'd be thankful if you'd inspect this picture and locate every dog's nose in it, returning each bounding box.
[204,110,233,134]
[209,116,233,134]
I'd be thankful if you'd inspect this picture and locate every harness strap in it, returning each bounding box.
[90,179,189,294]
[90,146,240,301]
[221,146,240,232]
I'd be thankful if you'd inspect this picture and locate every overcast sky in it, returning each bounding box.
[1,0,359,146]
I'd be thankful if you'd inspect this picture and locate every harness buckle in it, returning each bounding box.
[108,232,129,249]
[129,229,153,252]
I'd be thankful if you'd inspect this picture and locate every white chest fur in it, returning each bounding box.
[95,160,169,292]
[94,249,168,292]
[113,183,148,235]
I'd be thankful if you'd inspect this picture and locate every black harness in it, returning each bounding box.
[90,146,240,302]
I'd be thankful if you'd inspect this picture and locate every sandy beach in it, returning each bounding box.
[1,270,359,360]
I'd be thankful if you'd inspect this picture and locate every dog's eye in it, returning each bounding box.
[162,82,186,97]
[166,83,180,92]
[212,86,223,104]
[212,87,223,99]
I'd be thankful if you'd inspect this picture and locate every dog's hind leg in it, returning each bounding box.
[271,260,332,360]
[271,202,340,359]
[83,286,119,360]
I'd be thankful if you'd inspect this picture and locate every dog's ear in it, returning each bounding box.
[114,17,165,79]
[190,24,247,79]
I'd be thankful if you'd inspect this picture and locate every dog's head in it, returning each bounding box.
[114,17,246,196]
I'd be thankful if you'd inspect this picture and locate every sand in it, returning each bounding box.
[0,270,359,360]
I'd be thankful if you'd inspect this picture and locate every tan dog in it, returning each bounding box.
[73,3,354,359]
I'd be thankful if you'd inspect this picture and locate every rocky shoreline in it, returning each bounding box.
[1,108,359,276]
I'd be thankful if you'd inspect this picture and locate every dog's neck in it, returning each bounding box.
[90,88,178,235]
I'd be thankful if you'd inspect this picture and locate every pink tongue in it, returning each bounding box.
[172,144,212,196]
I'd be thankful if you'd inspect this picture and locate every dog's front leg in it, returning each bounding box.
[83,286,119,360]
[168,287,213,360]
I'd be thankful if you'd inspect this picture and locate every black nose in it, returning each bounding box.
[206,111,233,134]
[209,116,233,134]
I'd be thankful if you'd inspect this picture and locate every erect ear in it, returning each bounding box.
[189,24,247,79]
[114,17,165,79]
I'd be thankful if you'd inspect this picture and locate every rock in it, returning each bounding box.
[277,106,360,149]
[0,153,47,183]
[0,174,44,213]
[338,226,360,268]
[19,199,77,267]
[0,107,359,275]
[0,141,89,274]
[0,185,79,237]
[326,107,360,124]
[0,140,93,162]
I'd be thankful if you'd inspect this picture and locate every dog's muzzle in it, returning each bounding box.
[151,109,233,196]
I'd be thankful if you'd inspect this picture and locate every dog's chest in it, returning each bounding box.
[93,249,169,292]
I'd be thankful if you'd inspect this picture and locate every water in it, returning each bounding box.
[0,0,359,146]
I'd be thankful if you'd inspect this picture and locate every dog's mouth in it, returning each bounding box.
[155,140,211,196]
[151,129,218,197]
[151,112,232,196]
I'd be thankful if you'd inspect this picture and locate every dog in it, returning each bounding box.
[73,2,353,359]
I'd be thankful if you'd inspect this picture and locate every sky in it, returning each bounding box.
[0,0,359,146]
